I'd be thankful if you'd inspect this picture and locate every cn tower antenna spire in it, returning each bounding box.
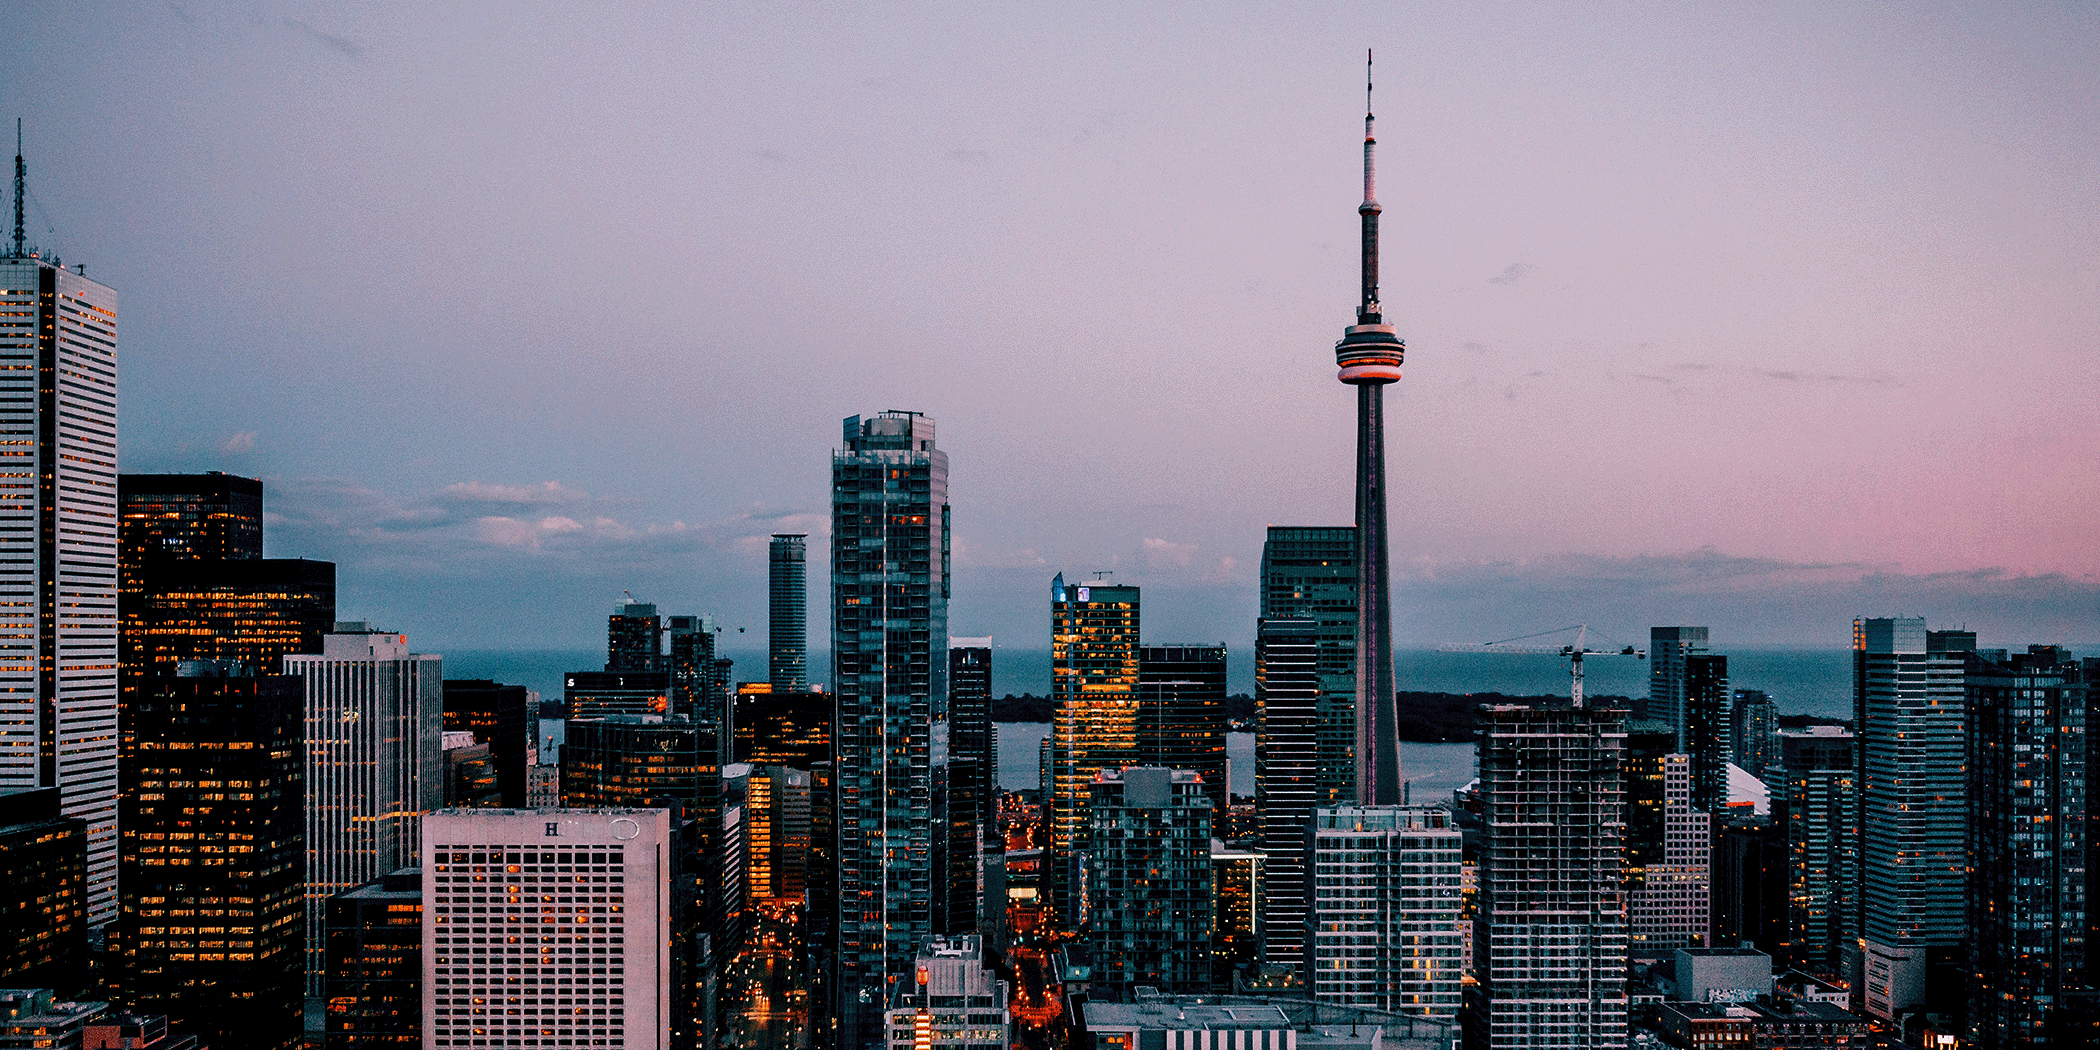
[1358,51,1382,324]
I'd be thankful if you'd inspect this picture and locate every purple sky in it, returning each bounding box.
[9,2,2097,653]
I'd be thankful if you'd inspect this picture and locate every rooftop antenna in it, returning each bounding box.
[11,119,25,259]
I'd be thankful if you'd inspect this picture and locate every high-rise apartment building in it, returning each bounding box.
[1475,701,1629,1049]
[1966,647,2087,1048]
[1851,617,1968,1023]
[422,809,673,1050]
[1730,690,1777,780]
[944,640,995,936]
[441,679,529,809]
[1306,805,1463,1017]
[1211,841,1265,989]
[0,786,87,992]
[1048,574,1138,925]
[112,666,304,1049]
[1684,653,1731,813]
[1255,616,1319,974]
[1776,727,1854,973]
[0,251,119,926]
[1137,644,1228,818]
[1258,527,1357,805]
[881,936,1010,1050]
[562,670,669,719]
[770,534,808,691]
[830,410,949,1048]
[606,600,662,672]
[284,624,443,994]
[1084,767,1213,997]
[322,866,422,1048]
[1625,753,1710,954]
[1646,627,1708,736]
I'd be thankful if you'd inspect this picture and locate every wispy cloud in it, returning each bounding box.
[285,19,365,61]
[1489,263,1533,286]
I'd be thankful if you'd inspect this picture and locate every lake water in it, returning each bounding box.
[443,646,1861,723]
[994,723,1478,804]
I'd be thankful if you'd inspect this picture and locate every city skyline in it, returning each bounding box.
[4,3,2098,653]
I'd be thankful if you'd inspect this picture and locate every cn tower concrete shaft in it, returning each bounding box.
[1353,381,1402,805]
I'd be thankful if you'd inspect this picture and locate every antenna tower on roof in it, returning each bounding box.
[11,119,26,259]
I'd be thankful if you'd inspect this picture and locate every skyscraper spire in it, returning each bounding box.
[1334,53,1406,806]
[12,119,26,260]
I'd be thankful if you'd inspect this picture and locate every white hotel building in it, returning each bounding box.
[422,808,671,1049]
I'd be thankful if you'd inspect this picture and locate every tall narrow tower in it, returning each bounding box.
[1334,53,1405,805]
[769,534,808,691]
[1,130,121,927]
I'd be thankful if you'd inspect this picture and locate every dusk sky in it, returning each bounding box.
[10,2,2097,654]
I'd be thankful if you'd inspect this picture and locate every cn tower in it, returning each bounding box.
[1335,51,1405,806]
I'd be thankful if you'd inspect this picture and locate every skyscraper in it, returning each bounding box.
[1137,644,1228,818]
[441,679,530,808]
[557,714,714,1049]
[1258,526,1357,805]
[112,665,305,1050]
[944,639,995,936]
[1476,701,1629,1049]
[606,600,663,672]
[1965,646,2087,1048]
[1048,574,1139,926]
[1084,767,1214,997]
[1255,616,1318,974]
[1646,626,1709,734]
[1684,652,1731,813]
[422,809,673,1050]
[0,242,119,926]
[1305,805,1463,1017]
[1851,617,1967,1023]
[1624,752,1710,954]
[770,534,808,691]
[1775,726,1855,974]
[0,786,87,992]
[322,866,422,1048]
[1730,690,1777,780]
[1331,57,1405,807]
[830,410,949,1048]
[284,624,443,995]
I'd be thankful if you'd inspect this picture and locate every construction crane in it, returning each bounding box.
[1439,624,1645,708]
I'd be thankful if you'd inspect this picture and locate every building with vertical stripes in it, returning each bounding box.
[0,251,119,927]
[286,624,443,995]
[1255,616,1319,977]
[829,411,949,1048]
[1851,617,1968,1024]
[1049,575,1139,928]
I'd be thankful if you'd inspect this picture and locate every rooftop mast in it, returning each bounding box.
[11,119,25,259]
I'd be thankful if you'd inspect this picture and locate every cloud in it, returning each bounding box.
[1391,549,2100,648]
[285,19,365,61]
[1489,263,1533,286]
[441,480,587,509]
[1142,536,1197,568]
[221,430,256,454]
